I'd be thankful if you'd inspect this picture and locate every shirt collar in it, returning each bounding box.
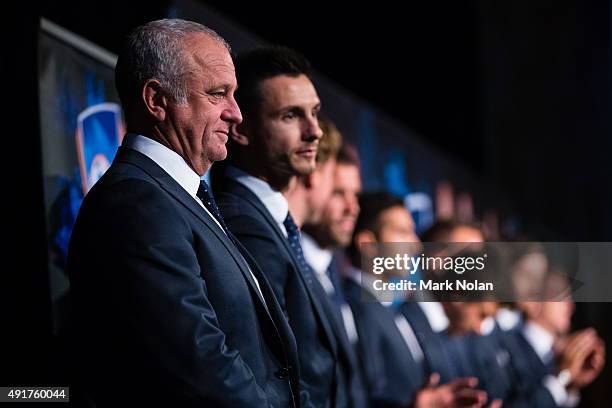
[496,307,522,331]
[301,232,333,277]
[226,165,288,227]
[481,316,496,336]
[522,321,555,362]
[417,301,450,333]
[122,133,201,198]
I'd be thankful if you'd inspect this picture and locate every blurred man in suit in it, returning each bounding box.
[501,271,606,407]
[68,20,299,407]
[405,220,512,402]
[422,220,606,407]
[291,135,368,407]
[301,140,362,349]
[212,46,344,407]
[344,192,491,407]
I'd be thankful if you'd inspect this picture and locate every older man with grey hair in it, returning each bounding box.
[68,19,300,407]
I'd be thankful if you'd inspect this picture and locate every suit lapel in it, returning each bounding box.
[501,330,548,390]
[311,276,359,370]
[516,331,550,379]
[221,177,339,357]
[401,302,453,381]
[233,235,300,387]
[114,148,270,314]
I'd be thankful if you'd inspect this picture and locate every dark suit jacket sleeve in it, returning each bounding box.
[347,299,413,408]
[72,179,273,407]
[484,333,558,408]
[504,387,558,408]
[502,376,559,408]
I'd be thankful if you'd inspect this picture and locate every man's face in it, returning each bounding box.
[539,273,574,335]
[320,163,361,247]
[539,301,574,336]
[376,206,421,277]
[521,273,574,336]
[377,206,420,244]
[166,34,242,175]
[448,226,484,243]
[512,251,548,300]
[251,74,323,179]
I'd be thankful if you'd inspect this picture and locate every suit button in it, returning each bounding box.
[274,367,289,379]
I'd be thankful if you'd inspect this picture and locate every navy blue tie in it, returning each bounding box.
[325,257,352,337]
[197,180,228,231]
[327,256,347,307]
[543,349,556,374]
[283,213,315,285]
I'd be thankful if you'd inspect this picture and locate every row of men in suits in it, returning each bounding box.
[300,187,606,408]
[68,17,372,407]
[67,17,604,407]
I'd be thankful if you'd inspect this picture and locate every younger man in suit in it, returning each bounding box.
[212,46,345,407]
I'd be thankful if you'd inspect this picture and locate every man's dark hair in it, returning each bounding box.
[355,192,405,236]
[234,46,312,119]
[347,191,404,266]
[336,142,360,168]
[420,219,481,242]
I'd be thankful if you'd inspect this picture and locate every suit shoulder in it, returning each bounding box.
[84,176,168,209]
[217,193,276,236]
[215,190,257,217]
[76,175,190,239]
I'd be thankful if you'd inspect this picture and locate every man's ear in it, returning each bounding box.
[142,79,167,122]
[231,122,250,146]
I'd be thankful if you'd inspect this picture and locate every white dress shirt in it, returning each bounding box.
[226,166,289,237]
[347,267,425,361]
[481,316,496,336]
[301,233,334,294]
[496,307,522,331]
[417,301,449,333]
[123,134,265,300]
[123,133,225,231]
[301,234,359,344]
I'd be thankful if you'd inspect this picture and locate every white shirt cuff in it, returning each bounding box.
[565,390,580,407]
[543,375,569,406]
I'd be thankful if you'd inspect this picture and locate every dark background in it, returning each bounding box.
[3,0,611,404]
[30,0,612,241]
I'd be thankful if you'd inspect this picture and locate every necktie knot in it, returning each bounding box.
[283,213,300,237]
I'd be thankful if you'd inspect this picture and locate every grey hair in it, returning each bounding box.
[115,18,230,106]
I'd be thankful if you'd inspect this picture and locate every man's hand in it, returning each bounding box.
[569,335,605,389]
[412,373,488,408]
[556,328,600,383]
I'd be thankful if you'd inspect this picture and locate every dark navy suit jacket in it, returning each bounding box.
[467,323,513,402]
[496,328,559,407]
[314,254,369,408]
[398,302,457,384]
[344,278,426,407]
[213,174,342,407]
[68,147,299,407]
